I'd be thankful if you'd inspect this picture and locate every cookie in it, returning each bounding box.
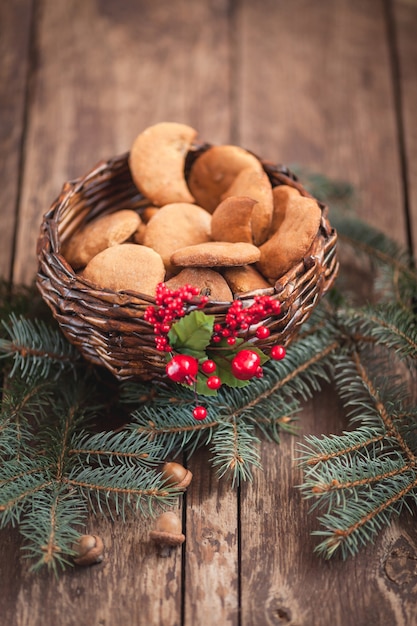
[187,145,263,213]
[257,192,322,279]
[165,268,233,301]
[270,185,302,233]
[132,218,147,245]
[82,243,165,295]
[143,202,212,272]
[129,122,198,205]
[221,167,273,245]
[223,265,271,295]
[141,206,160,223]
[211,196,257,244]
[62,210,141,269]
[171,241,260,267]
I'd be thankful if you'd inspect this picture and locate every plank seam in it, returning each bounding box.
[383,0,415,256]
[10,0,40,285]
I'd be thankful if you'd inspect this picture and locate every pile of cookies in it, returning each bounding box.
[61,122,323,301]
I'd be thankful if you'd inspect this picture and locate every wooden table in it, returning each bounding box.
[1,1,416,624]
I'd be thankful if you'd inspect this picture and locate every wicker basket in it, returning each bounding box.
[36,147,339,382]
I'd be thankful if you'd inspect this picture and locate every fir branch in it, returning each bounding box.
[299,426,386,467]
[0,314,80,380]
[313,472,417,559]
[19,489,87,573]
[65,465,177,519]
[68,423,170,470]
[299,347,417,558]
[210,419,262,485]
[337,304,417,362]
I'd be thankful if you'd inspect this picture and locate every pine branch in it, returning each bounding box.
[299,347,417,558]
[336,304,417,362]
[210,419,262,485]
[0,314,80,380]
[0,370,182,571]
[19,489,87,574]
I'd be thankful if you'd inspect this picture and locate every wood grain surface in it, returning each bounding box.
[0,1,416,625]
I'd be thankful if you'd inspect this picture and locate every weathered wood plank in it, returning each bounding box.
[241,393,417,626]
[237,0,406,243]
[237,1,417,624]
[4,0,232,625]
[12,511,183,626]
[394,0,417,254]
[0,0,34,281]
[184,447,239,626]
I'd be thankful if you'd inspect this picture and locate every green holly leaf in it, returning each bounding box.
[168,310,215,359]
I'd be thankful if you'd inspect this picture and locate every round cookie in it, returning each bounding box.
[187,145,263,213]
[82,243,165,295]
[143,202,212,273]
[223,265,271,295]
[221,167,273,245]
[165,268,233,301]
[257,194,322,279]
[211,196,257,244]
[62,210,141,270]
[171,241,260,268]
[129,122,198,205]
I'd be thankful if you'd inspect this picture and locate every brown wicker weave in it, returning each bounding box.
[36,147,338,382]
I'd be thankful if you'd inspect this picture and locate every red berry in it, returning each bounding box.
[193,406,207,420]
[166,354,199,384]
[256,325,270,339]
[201,359,216,374]
[271,345,286,360]
[255,366,264,378]
[231,349,261,380]
[206,376,222,390]
[227,336,236,346]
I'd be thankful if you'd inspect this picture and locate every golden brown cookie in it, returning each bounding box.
[82,243,165,295]
[257,193,322,280]
[270,185,302,233]
[129,122,198,205]
[221,167,273,245]
[132,218,147,245]
[187,145,263,213]
[143,203,212,272]
[211,196,257,244]
[62,210,141,270]
[165,268,233,301]
[223,265,271,295]
[141,206,160,223]
[171,241,260,267]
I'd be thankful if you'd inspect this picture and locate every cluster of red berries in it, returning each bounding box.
[211,295,281,345]
[144,283,209,352]
[164,342,286,421]
[146,284,287,421]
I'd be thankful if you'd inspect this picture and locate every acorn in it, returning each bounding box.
[149,511,185,557]
[161,461,193,490]
[72,534,104,566]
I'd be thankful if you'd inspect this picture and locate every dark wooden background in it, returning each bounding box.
[1,1,417,624]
